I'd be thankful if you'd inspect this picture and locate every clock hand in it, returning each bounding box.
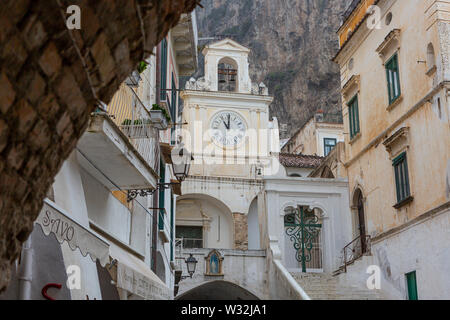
[227,114,230,130]
[222,117,230,130]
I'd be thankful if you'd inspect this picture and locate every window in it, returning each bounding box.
[324,138,337,156]
[406,271,418,300]
[176,226,203,248]
[386,53,401,104]
[160,38,168,101]
[393,152,411,204]
[347,95,360,140]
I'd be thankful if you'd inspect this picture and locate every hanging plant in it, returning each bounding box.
[137,61,148,74]
[151,104,171,123]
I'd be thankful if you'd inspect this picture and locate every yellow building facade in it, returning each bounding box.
[334,0,450,299]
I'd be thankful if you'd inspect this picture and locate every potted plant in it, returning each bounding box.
[120,118,152,138]
[150,104,171,130]
[137,61,148,74]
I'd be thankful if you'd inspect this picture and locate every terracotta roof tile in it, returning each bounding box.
[279,153,324,169]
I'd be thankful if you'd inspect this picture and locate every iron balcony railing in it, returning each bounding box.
[341,234,371,272]
[105,82,160,173]
[175,237,203,250]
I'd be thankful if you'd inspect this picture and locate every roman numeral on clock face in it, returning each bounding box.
[210,111,247,146]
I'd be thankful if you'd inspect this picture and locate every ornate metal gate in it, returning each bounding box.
[284,206,322,272]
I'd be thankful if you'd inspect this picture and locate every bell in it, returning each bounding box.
[218,72,226,83]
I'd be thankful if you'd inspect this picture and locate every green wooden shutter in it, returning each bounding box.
[393,152,411,203]
[348,95,360,139]
[406,271,418,300]
[386,53,401,104]
[160,38,167,101]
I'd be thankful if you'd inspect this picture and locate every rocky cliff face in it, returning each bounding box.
[195,0,352,138]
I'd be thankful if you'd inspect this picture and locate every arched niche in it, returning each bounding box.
[217,57,238,92]
[427,43,436,75]
[176,194,234,249]
[247,197,261,250]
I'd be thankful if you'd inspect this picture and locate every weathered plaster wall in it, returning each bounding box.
[337,207,450,300]
[176,248,268,300]
[337,0,450,234]
[0,0,199,292]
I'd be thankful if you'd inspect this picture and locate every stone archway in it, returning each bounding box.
[0,0,199,292]
[175,280,260,300]
[176,194,234,249]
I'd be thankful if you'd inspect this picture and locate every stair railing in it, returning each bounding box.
[342,235,371,272]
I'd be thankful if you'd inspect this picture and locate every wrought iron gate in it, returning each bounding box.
[284,206,322,272]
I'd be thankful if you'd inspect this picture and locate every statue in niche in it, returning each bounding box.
[204,249,224,276]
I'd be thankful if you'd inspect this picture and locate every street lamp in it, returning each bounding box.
[171,144,192,182]
[126,144,193,202]
[185,254,198,278]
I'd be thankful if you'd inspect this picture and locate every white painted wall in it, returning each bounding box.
[264,176,353,274]
[80,168,132,247]
[337,208,450,300]
[52,151,102,300]
[176,249,268,299]
[316,127,344,157]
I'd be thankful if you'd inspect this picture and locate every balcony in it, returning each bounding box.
[107,83,160,172]
[77,83,159,191]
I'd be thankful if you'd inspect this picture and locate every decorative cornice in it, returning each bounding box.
[181,89,273,103]
[375,29,401,59]
[342,75,361,99]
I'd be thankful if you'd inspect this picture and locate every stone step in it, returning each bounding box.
[290,272,382,300]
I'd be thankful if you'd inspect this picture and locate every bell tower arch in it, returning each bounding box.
[203,38,252,93]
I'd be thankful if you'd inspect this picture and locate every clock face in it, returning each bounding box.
[210,111,247,147]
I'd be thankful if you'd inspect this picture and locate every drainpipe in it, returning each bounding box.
[152,42,162,273]
[18,236,33,300]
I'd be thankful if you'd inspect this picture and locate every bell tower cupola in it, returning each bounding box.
[203,39,252,94]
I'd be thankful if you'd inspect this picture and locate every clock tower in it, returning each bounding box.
[177,39,278,251]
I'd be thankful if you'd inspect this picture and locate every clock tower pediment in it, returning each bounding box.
[180,40,278,180]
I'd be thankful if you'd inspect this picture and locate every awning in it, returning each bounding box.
[34,199,110,267]
[109,243,172,300]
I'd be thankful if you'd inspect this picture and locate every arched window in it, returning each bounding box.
[218,58,237,92]
[427,43,436,71]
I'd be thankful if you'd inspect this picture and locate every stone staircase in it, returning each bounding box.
[290,272,382,300]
